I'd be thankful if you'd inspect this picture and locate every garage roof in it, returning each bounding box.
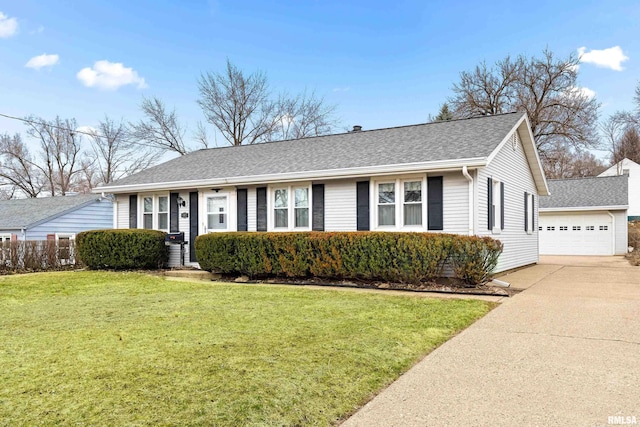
[540,175,628,209]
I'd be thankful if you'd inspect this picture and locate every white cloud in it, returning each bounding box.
[0,12,18,38]
[76,126,97,136]
[25,53,59,69]
[332,86,350,92]
[30,25,44,35]
[567,86,596,99]
[578,46,629,71]
[77,60,148,90]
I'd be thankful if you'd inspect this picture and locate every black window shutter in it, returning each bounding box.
[237,189,248,231]
[256,187,267,232]
[531,195,535,232]
[170,193,179,232]
[500,182,505,230]
[189,191,199,262]
[312,184,325,231]
[524,192,529,232]
[487,177,493,230]
[129,195,138,228]
[427,176,443,230]
[356,181,370,231]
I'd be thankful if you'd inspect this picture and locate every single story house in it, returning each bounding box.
[0,194,113,244]
[96,112,549,272]
[598,158,640,221]
[539,175,628,255]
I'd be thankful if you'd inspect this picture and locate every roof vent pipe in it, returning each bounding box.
[352,125,362,132]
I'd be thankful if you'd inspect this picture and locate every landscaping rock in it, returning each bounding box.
[234,275,249,283]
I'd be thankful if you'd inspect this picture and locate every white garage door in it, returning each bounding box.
[539,212,613,255]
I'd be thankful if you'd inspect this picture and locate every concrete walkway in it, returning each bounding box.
[342,258,640,426]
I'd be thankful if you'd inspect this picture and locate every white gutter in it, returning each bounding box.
[462,166,474,235]
[95,157,488,194]
[539,205,628,212]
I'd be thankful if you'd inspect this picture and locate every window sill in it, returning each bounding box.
[492,228,502,235]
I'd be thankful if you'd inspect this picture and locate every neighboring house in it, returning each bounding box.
[598,158,640,221]
[96,112,549,272]
[539,175,628,256]
[0,194,113,243]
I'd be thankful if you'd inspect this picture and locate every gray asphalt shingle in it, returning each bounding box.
[540,175,628,209]
[0,194,102,229]
[100,112,524,189]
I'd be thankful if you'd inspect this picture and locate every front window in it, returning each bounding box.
[55,233,75,264]
[294,187,309,228]
[143,197,153,229]
[274,189,288,228]
[403,181,422,226]
[378,183,395,226]
[158,196,169,231]
[207,196,227,230]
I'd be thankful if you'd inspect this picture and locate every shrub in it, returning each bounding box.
[0,240,77,273]
[448,236,504,286]
[76,229,168,270]
[195,232,502,286]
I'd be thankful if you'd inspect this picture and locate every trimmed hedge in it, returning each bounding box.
[76,229,168,270]
[195,232,503,286]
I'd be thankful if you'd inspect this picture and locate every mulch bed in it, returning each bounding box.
[215,274,520,297]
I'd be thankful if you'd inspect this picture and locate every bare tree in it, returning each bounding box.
[268,90,338,141]
[24,116,87,196]
[88,116,163,185]
[543,143,605,179]
[450,57,519,117]
[449,49,600,161]
[197,59,276,146]
[129,96,189,155]
[197,59,338,146]
[0,133,45,198]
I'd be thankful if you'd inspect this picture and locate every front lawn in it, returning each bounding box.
[0,272,493,426]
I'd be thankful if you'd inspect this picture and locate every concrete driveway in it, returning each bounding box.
[342,257,640,426]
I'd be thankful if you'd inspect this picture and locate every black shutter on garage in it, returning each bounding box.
[356,181,370,231]
[189,191,199,262]
[129,195,137,228]
[531,195,535,232]
[487,177,493,230]
[312,184,325,231]
[237,189,248,231]
[524,192,529,232]
[427,176,443,230]
[256,187,267,232]
[170,193,179,232]
[500,182,505,230]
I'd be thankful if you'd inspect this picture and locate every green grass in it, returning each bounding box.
[0,271,494,426]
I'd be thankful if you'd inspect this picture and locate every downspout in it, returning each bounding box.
[607,211,615,255]
[462,166,474,236]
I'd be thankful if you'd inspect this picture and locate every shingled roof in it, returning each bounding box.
[0,194,104,229]
[540,175,628,209]
[99,112,526,191]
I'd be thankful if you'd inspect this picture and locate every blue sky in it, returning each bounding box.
[1,0,638,155]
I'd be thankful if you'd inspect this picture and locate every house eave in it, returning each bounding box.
[540,205,628,213]
[94,157,488,194]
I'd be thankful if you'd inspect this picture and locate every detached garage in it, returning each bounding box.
[539,176,628,256]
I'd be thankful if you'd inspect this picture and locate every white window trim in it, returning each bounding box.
[139,193,170,232]
[0,234,12,242]
[492,179,502,235]
[372,175,428,231]
[203,192,231,233]
[267,184,312,231]
[54,233,76,241]
[525,192,534,235]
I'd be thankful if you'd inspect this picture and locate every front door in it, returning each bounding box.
[202,192,230,233]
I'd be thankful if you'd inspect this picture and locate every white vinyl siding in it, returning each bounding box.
[324,180,357,231]
[442,171,470,235]
[477,130,539,272]
[116,194,129,229]
[613,210,629,255]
